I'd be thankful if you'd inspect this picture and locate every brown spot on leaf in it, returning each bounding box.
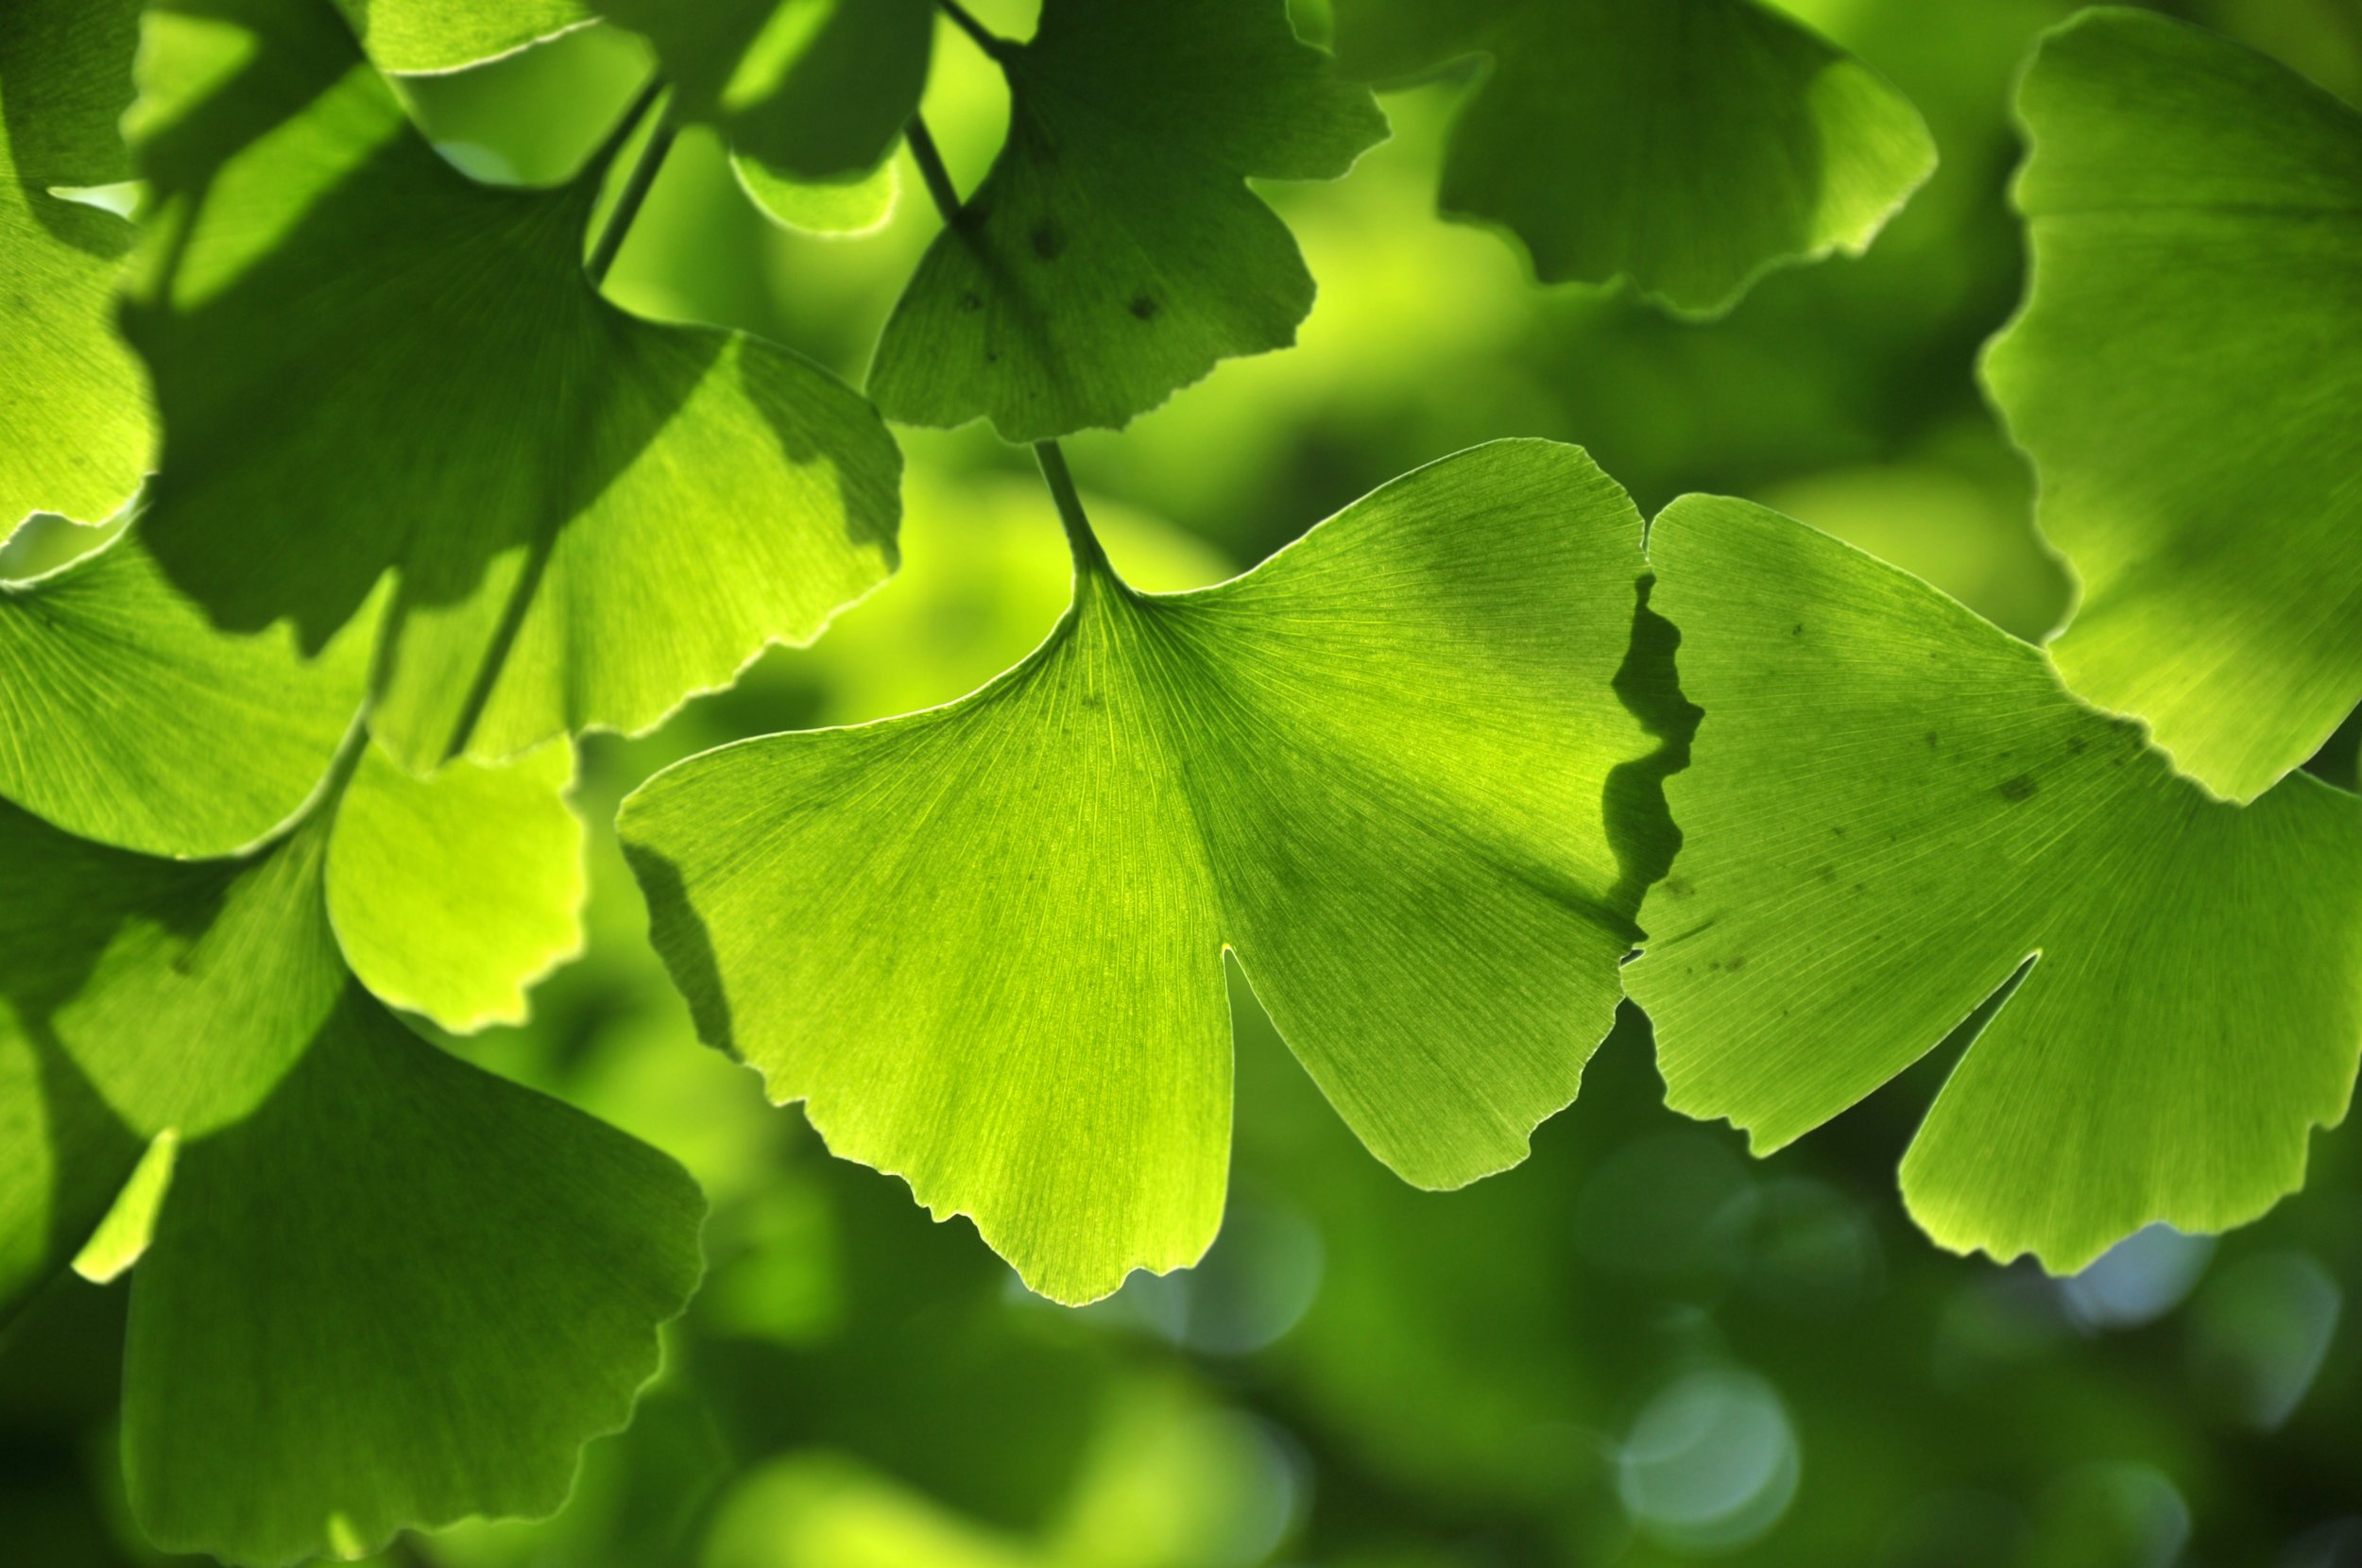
[1997,774,2039,803]
[1129,294,1158,320]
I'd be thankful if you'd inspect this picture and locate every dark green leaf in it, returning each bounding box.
[591,0,932,231]
[1332,0,1936,315]
[867,0,1388,442]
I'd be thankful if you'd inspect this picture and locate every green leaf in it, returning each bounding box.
[591,0,932,230]
[734,146,899,236]
[125,0,902,773]
[1332,0,1936,316]
[123,984,703,1568]
[0,0,153,529]
[1628,495,2362,1272]
[327,0,593,75]
[326,739,587,1032]
[0,530,368,860]
[1981,9,2362,803]
[0,794,702,1564]
[866,0,1388,442]
[0,804,343,1318]
[620,440,1659,1304]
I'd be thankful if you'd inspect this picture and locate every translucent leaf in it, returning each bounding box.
[1332,0,1936,316]
[867,0,1389,442]
[0,0,153,529]
[0,796,702,1566]
[123,986,702,1568]
[0,805,342,1318]
[327,0,593,75]
[734,146,899,236]
[326,739,587,1032]
[1628,495,2362,1273]
[1982,9,2362,802]
[0,530,368,860]
[125,0,902,772]
[621,441,1665,1303]
[592,0,932,230]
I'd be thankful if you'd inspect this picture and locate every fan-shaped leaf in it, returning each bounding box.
[1982,8,2362,802]
[123,984,702,1568]
[0,792,700,1565]
[1629,495,2362,1272]
[0,531,368,860]
[867,0,1388,441]
[1332,0,1935,315]
[621,440,1663,1303]
[125,0,902,772]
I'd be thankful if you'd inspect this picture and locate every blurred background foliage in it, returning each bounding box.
[7,0,2362,1562]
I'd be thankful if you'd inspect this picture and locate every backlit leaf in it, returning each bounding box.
[0,530,368,860]
[327,0,593,75]
[327,739,587,1032]
[1332,0,1936,315]
[1982,8,2362,802]
[0,795,701,1566]
[1628,495,2362,1272]
[866,0,1388,442]
[591,0,932,232]
[123,984,702,1568]
[621,440,1664,1303]
[125,0,902,772]
[0,0,152,529]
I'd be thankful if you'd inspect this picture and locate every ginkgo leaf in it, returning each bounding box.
[1981,9,2362,803]
[734,149,899,235]
[1331,0,1936,316]
[0,801,344,1318]
[327,0,593,75]
[1627,495,2362,1273]
[123,985,702,1568]
[0,796,702,1565]
[0,0,152,529]
[125,0,902,773]
[866,0,1388,442]
[591,0,931,231]
[620,440,1662,1304]
[0,529,368,860]
[326,739,587,1032]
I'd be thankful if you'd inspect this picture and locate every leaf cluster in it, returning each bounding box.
[1,1,2357,1563]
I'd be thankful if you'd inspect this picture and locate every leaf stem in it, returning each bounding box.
[904,113,965,230]
[1034,441,1114,583]
[586,83,676,287]
[933,0,1003,57]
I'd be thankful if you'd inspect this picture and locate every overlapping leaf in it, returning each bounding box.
[1629,496,2362,1272]
[591,0,932,232]
[326,0,592,74]
[125,0,902,773]
[1983,9,2362,802]
[621,440,1668,1304]
[0,774,694,1567]
[0,532,368,860]
[1332,0,1936,315]
[867,0,1388,442]
[0,0,152,530]
[0,526,587,1033]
